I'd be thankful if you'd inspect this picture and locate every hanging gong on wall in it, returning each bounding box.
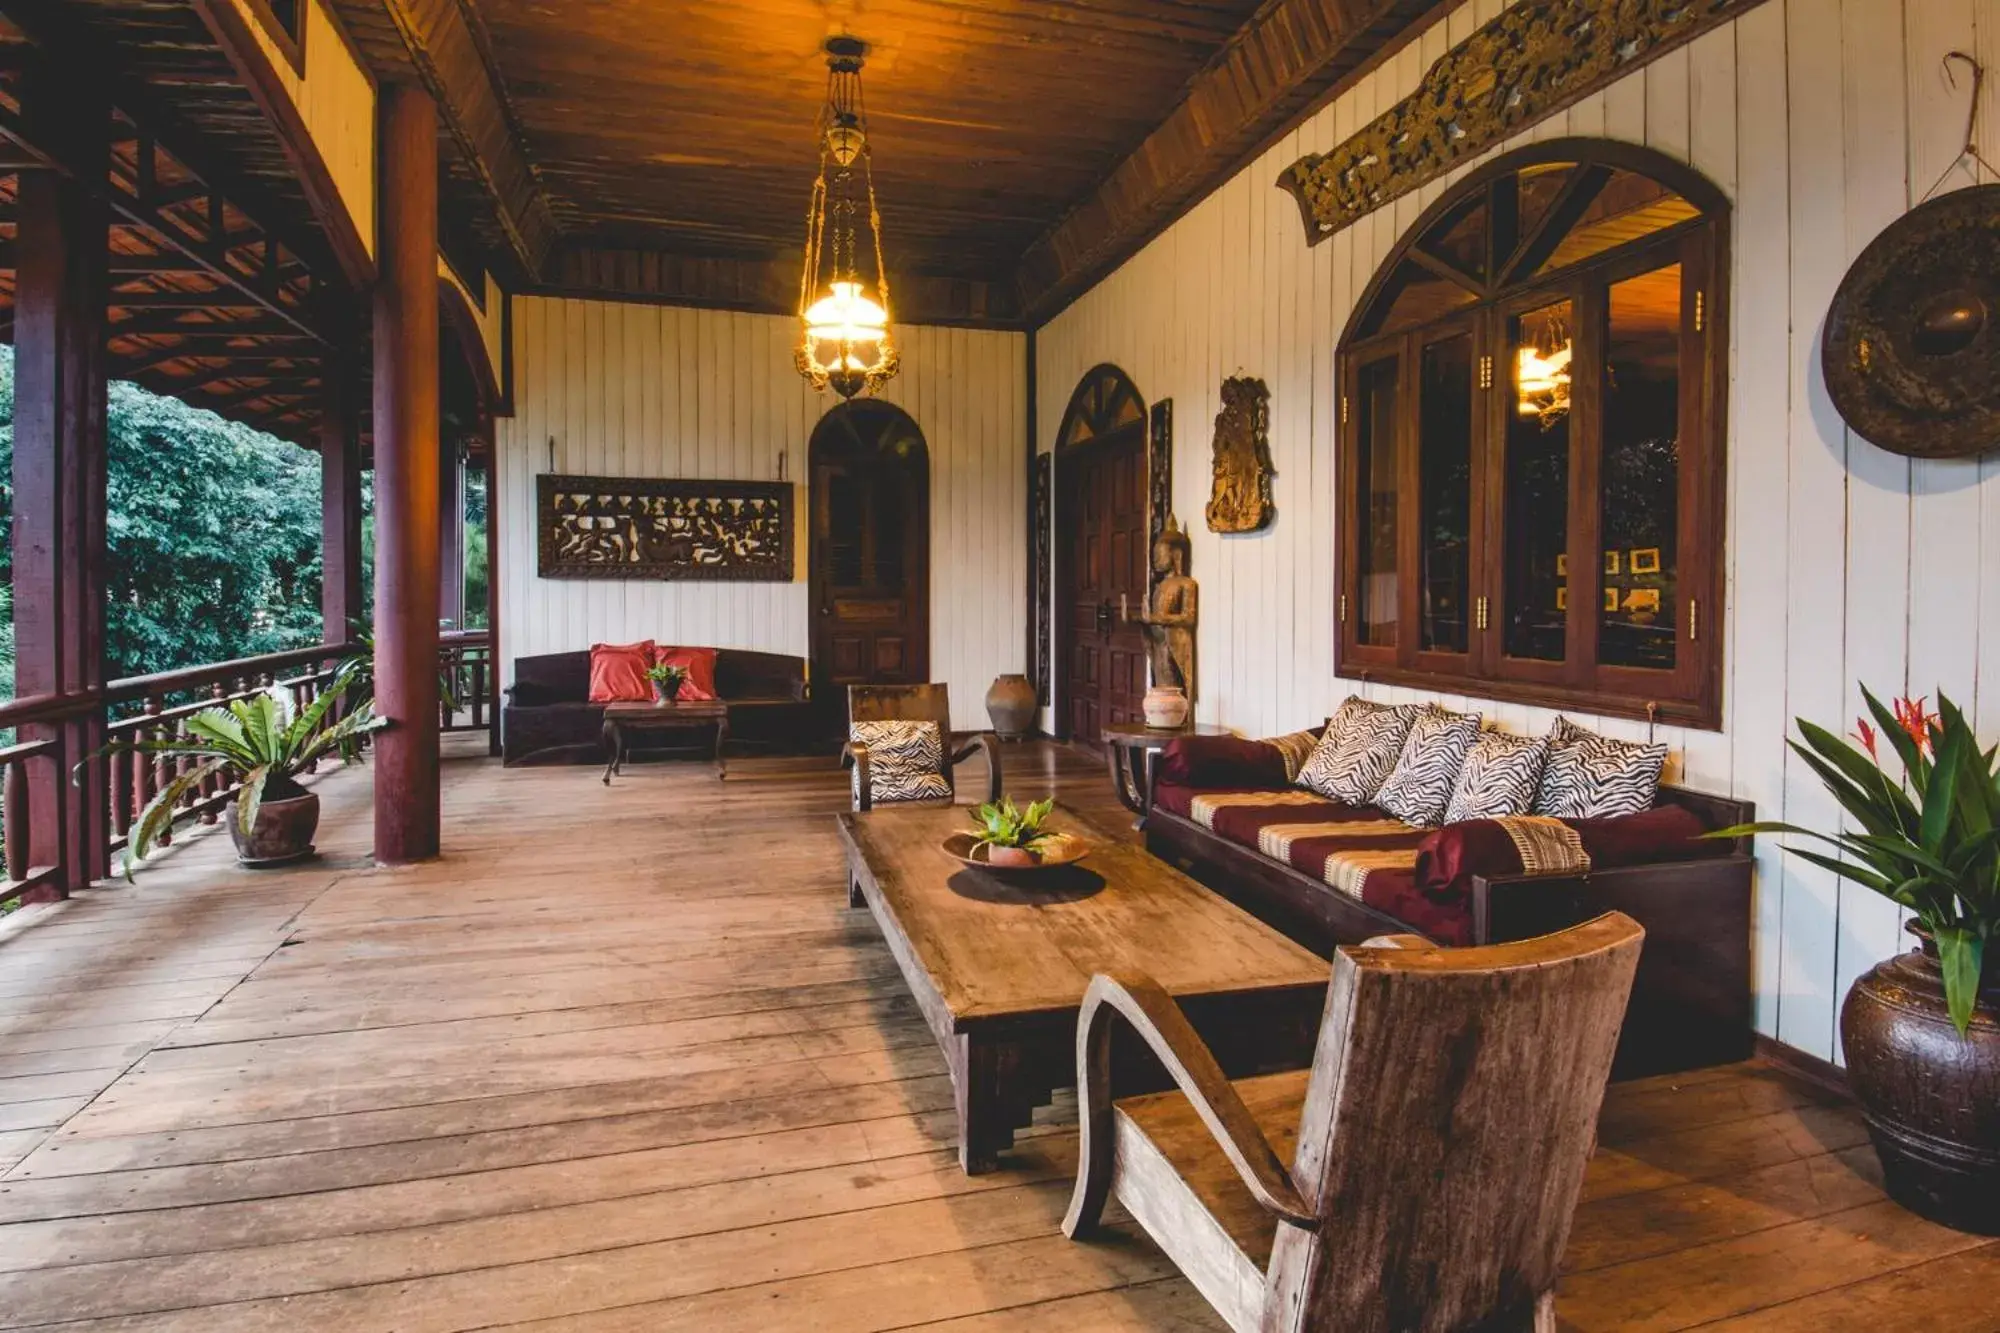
[1821,184,2000,459]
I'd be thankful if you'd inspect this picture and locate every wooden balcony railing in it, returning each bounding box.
[0,635,496,909]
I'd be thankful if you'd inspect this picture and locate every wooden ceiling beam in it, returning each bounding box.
[1011,0,1438,322]
[334,0,558,281]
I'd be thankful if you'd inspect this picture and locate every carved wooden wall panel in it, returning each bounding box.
[1148,399,1174,591]
[1206,377,1274,534]
[536,474,794,581]
[1278,0,1766,242]
[1031,451,1053,704]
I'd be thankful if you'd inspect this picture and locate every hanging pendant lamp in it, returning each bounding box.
[795,36,899,400]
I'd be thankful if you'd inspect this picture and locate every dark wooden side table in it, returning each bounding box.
[600,700,730,784]
[1102,720,1232,828]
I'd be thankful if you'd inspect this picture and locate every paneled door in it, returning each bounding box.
[810,402,930,725]
[1057,426,1148,750]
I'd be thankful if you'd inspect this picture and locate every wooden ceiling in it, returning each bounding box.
[347,0,1440,326]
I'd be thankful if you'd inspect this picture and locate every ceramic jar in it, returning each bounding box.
[985,673,1037,740]
[1143,685,1190,729]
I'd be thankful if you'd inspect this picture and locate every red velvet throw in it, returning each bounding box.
[654,645,719,700]
[1157,735,1291,789]
[587,640,656,703]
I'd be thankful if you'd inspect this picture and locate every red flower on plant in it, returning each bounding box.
[1852,717,1879,761]
[1892,695,1939,755]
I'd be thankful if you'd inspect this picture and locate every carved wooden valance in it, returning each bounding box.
[1278,0,1766,242]
[1147,399,1174,589]
[1030,452,1053,704]
[1206,377,1274,534]
[536,474,794,581]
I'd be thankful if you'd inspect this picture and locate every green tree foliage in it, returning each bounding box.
[0,347,326,689]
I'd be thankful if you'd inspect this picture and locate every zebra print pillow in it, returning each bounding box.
[1444,730,1550,824]
[850,720,952,805]
[1374,706,1483,826]
[1534,731,1667,819]
[1297,699,1420,805]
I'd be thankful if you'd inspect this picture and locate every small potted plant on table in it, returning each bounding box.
[103,664,386,872]
[647,662,688,704]
[1715,687,1998,1234]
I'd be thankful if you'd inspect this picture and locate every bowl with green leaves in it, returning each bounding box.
[942,796,1089,872]
[646,662,689,703]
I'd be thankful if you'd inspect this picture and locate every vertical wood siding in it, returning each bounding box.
[496,298,1028,733]
[1034,0,2000,1063]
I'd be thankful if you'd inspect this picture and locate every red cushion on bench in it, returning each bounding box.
[588,641,656,703]
[1157,735,1291,790]
[1414,803,1725,918]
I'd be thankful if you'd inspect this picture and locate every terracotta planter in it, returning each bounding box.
[1143,685,1189,729]
[984,844,1036,868]
[1840,928,2000,1235]
[985,674,1036,740]
[227,789,321,867]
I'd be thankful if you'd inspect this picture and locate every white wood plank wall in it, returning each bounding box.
[496,298,1029,733]
[1033,0,2000,1063]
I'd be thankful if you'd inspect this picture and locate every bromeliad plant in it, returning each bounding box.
[646,662,689,699]
[99,664,387,879]
[970,796,1057,852]
[1715,687,1999,1034]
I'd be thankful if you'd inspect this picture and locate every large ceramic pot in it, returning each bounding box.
[985,673,1037,740]
[1143,685,1190,730]
[1840,927,2000,1236]
[226,786,321,867]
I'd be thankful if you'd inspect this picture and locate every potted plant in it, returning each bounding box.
[647,662,688,703]
[1714,687,1998,1234]
[970,796,1058,867]
[100,665,387,874]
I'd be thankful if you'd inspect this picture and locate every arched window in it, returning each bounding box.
[1337,139,1729,728]
[1056,364,1145,452]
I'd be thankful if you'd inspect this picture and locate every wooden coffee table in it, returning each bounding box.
[600,700,730,784]
[836,801,1327,1173]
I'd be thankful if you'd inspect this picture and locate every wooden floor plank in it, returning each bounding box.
[0,737,1977,1331]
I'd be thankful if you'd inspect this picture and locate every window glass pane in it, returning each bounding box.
[1503,300,1573,661]
[1374,260,1479,336]
[1356,357,1400,647]
[1419,335,1473,653]
[1516,163,1576,244]
[1421,199,1489,283]
[1600,263,1683,670]
[1538,171,1698,276]
[828,473,864,586]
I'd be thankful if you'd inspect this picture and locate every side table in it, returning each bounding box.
[601,700,730,784]
[1101,720,1232,828]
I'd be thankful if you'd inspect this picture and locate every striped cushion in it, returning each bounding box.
[1297,698,1419,805]
[850,720,952,805]
[1373,706,1482,827]
[1263,729,1323,783]
[1535,731,1666,819]
[1444,730,1549,823]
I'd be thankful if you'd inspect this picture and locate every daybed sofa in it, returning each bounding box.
[1147,726,1755,1078]
[502,648,813,766]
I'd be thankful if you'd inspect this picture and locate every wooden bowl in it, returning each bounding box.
[941,831,1090,874]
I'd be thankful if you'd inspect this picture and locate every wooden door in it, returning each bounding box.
[810,402,930,716]
[1057,428,1149,749]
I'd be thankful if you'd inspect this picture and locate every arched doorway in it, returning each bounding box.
[809,400,931,723]
[1053,364,1148,749]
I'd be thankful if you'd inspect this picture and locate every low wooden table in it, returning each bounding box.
[1102,720,1232,828]
[836,801,1327,1173]
[600,699,729,784]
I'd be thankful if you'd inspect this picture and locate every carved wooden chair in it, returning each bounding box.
[843,684,1003,813]
[1063,913,1644,1333]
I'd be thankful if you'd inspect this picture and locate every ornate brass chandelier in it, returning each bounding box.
[795,36,898,400]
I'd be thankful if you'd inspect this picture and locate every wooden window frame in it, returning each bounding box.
[244,0,308,79]
[1336,139,1730,730]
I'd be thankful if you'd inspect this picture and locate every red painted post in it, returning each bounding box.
[372,81,443,864]
[11,65,111,893]
[320,357,364,645]
[483,424,502,757]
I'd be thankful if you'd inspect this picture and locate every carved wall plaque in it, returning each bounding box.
[1030,451,1053,704]
[1205,377,1274,534]
[1278,0,1765,242]
[536,474,793,581]
[1147,399,1174,592]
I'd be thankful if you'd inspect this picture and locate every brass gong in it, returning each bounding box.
[1821,184,2000,459]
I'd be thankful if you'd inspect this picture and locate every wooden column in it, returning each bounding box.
[371,82,442,864]
[482,419,501,756]
[437,435,464,628]
[319,361,364,643]
[12,67,111,891]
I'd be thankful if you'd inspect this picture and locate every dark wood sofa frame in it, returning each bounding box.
[502,648,814,766]
[1145,784,1755,1078]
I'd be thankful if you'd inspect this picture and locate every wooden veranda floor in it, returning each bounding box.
[0,737,1995,1331]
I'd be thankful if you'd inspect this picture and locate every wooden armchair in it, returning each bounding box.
[1063,913,1644,1333]
[843,684,1002,813]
